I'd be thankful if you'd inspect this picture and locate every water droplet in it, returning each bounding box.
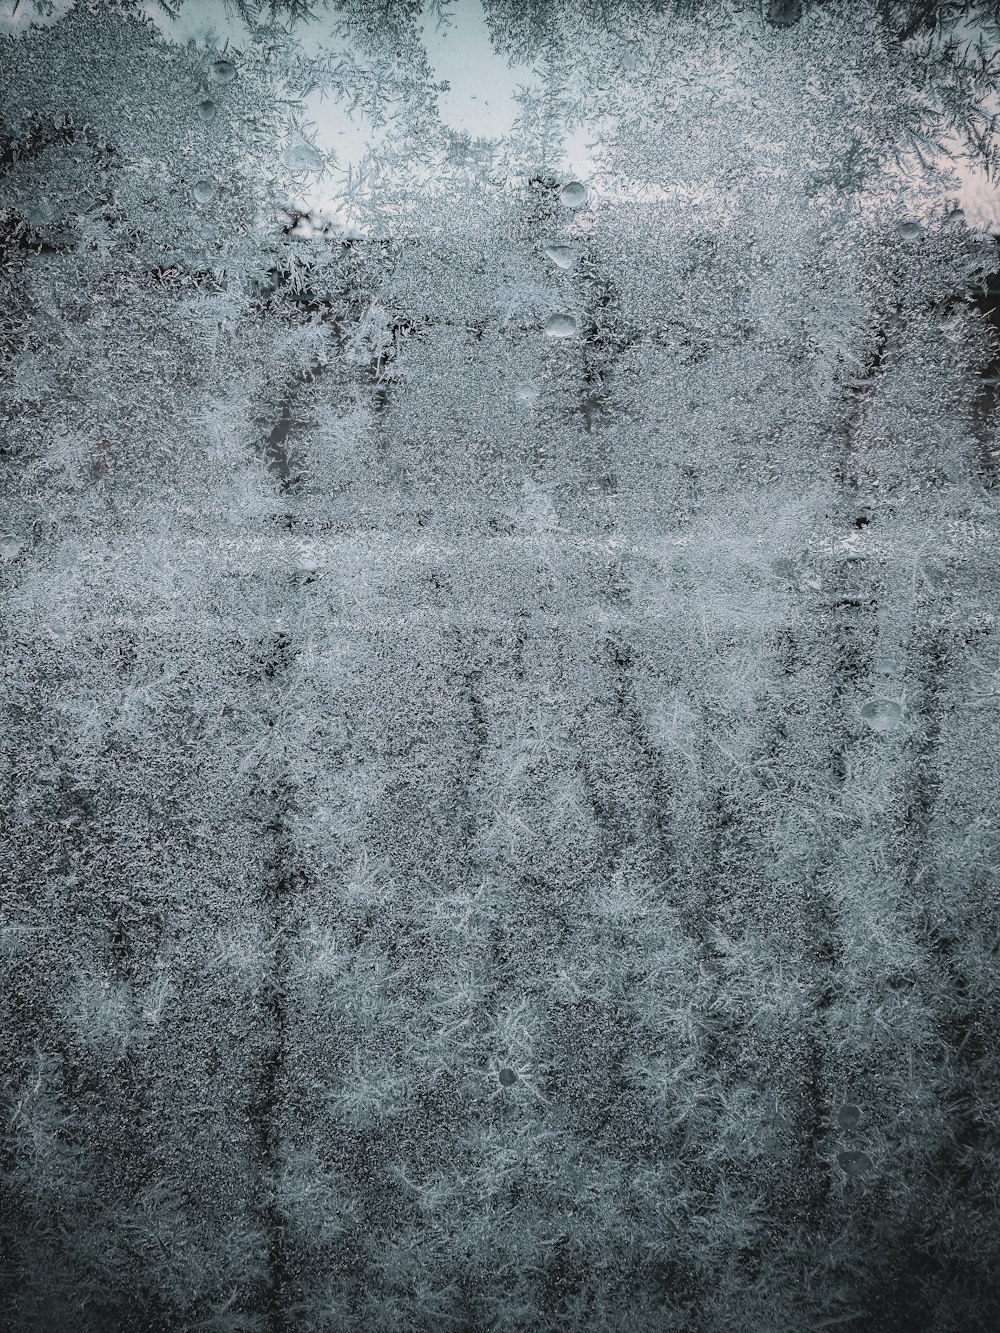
[543,243,579,270]
[560,181,587,209]
[898,220,923,242]
[920,558,946,589]
[210,59,236,86]
[860,698,902,732]
[26,195,56,227]
[886,970,915,990]
[498,1068,517,1087]
[544,313,578,338]
[837,1150,872,1178]
[837,1104,861,1130]
[515,382,539,406]
[192,180,217,204]
[767,0,802,26]
[283,143,325,173]
[197,99,217,122]
[0,534,22,559]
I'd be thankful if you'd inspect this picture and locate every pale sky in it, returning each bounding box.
[419,0,536,140]
[2,0,996,231]
[138,0,580,223]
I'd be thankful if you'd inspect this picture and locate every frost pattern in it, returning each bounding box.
[2,3,1000,1332]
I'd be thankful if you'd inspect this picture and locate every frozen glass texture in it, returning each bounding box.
[2,2,1000,1330]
